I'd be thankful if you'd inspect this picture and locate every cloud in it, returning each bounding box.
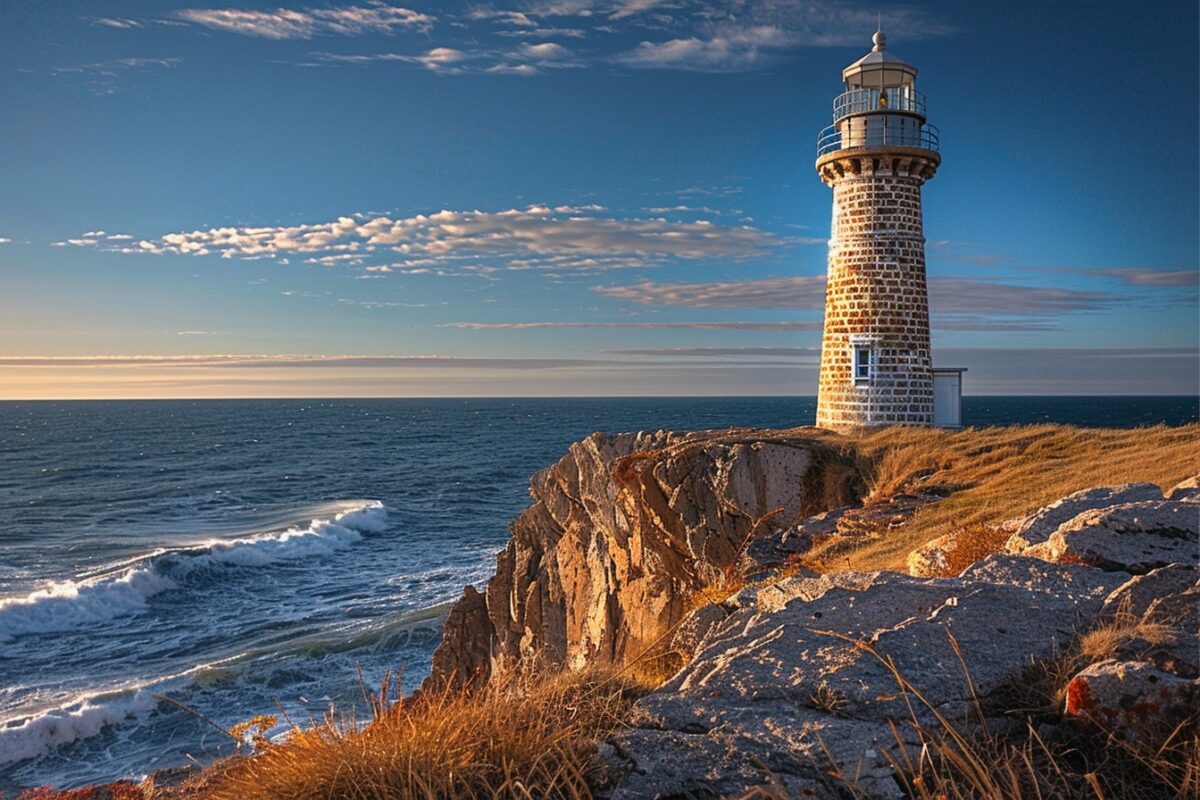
[90,17,143,29]
[0,238,11,245]
[614,26,791,72]
[52,58,182,76]
[50,57,182,94]
[928,279,1113,314]
[175,4,434,39]
[441,321,822,330]
[594,275,827,308]
[79,205,786,270]
[315,40,581,75]
[0,355,607,370]
[609,0,671,20]
[53,231,136,247]
[310,47,468,72]
[1022,266,1199,287]
[611,1,954,71]
[932,348,1200,395]
[175,330,230,336]
[603,346,819,356]
[593,275,1116,315]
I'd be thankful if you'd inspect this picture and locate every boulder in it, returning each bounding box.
[1167,475,1200,501]
[427,429,862,687]
[906,532,957,577]
[1064,660,1199,743]
[1003,483,1164,553]
[1020,500,1199,573]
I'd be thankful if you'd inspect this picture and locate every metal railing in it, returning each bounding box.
[833,88,925,122]
[817,119,940,157]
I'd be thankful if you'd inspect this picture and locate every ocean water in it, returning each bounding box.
[0,396,1196,789]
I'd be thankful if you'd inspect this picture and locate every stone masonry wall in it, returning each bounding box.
[816,150,938,429]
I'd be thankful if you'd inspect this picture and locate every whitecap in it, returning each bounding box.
[0,501,386,642]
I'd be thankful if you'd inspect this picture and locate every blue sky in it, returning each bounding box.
[0,0,1196,397]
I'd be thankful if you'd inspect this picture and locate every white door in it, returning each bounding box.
[933,373,961,427]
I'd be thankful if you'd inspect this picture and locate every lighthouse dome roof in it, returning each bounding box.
[842,29,917,87]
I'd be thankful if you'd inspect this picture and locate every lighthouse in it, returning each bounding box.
[814,30,959,429]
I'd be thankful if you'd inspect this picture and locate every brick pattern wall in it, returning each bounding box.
[815,150,939,429]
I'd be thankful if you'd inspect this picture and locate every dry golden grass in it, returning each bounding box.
[183,670,640,800]
[822,627,1200,800]
[809,423,1199,572]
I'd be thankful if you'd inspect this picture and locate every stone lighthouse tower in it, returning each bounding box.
[815,30,941,429]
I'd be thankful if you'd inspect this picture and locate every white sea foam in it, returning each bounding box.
[0,501,386,642]
[0,689,160,766]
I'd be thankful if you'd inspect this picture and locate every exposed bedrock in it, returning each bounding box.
[429,429,862,686]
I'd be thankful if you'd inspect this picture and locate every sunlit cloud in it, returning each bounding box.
[67,205,790,271]
[89,17,144,29]
[175,4,434,39]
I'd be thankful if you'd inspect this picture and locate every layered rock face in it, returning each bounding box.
[429,429,862,685]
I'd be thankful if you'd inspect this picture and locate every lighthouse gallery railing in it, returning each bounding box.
[817,120,940,157]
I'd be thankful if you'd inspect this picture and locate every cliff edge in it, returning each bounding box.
[429,428,862,685]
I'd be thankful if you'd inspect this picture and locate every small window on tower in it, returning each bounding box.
[854,345,872,383]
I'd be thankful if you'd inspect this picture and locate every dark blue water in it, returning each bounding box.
[0,396,1195,788]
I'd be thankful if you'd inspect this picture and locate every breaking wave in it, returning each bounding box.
[0,689,160,767]
[0,502,386,643]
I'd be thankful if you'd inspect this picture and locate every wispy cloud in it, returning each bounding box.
[0,238,11,245]
[85,1,953,78]
[175,4,434,39]
[441,320,822,330]
[593,275,1117,316]
[594,275,827,308]
[175,330,230,336]
[602,346,819,356]
[51,58,182,94]
[610,1,955,71]
[313,39,583,75]
[52,231,135,247]
[90,17,144,30]
[1020,266,1199,287]
[312,46,469,72]
[65,205,788,271]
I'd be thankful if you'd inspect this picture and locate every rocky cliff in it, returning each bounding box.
[429,429,862,685]
[429,425,1198,798]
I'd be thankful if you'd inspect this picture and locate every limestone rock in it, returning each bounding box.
[1101,563,1198,621]
[1003,483,1164,553]
[1065,660,1200,742]
[427,429,861,686]
[607,555,1123,798]
[1021,500,1199,573]
[1168,474,1200,501]
[906,531,956,577]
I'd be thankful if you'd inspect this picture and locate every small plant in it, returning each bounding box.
[807,681,848,715]
[228,714,279,753]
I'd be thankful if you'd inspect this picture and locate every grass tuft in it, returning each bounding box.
[178,669,641,800]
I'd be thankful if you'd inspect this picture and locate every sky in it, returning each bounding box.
[0,0,1196,398]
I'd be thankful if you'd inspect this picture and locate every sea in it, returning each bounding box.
[1,396,1196,789]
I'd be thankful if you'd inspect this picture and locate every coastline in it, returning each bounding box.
[8,421,1197,798]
